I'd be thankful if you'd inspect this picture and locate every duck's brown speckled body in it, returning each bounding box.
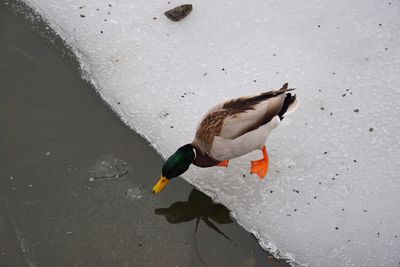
[191,83,298,169]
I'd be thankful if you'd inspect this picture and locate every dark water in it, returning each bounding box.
[0,2,287,267]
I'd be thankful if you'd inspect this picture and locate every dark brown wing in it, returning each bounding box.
[222,83,293,115]
[219,83,295,139]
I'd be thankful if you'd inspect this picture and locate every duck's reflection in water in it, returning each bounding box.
[155,188,234,266]
[155,188,233,240]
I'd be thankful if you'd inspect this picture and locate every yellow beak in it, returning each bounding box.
[152,176,170,194]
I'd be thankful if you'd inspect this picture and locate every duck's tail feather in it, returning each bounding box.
[271,82,295,94]
[278,92,299,120]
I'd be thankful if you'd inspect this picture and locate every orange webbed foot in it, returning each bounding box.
[216,160,229,168]
[250,145,269,179]
[251,159,269,178]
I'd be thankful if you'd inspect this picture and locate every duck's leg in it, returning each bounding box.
[216,160,229,168]
[250,145,269,178]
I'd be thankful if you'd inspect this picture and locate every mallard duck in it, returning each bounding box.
[153,83,298,193]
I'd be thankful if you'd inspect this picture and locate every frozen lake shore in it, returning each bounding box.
[10,0,400,265]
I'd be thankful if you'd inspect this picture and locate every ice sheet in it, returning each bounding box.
[17,0,400,265]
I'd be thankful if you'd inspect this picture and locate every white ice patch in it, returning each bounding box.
[88,156,129,181]
[125,186,143,200]
[19,0,400,266]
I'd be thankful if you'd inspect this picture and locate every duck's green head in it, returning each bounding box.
[152,144,196,194]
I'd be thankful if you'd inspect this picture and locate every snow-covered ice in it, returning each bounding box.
[17,0,400,265]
